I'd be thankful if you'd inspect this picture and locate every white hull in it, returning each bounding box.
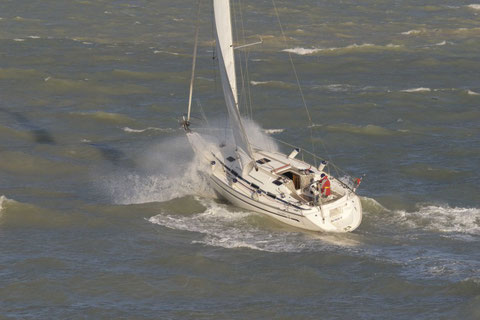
[187,132,362,233]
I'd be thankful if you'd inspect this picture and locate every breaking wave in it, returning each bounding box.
[283,43,401,55]
[394,205,480,237]
[148,197,360,252]
[400,87,431,93]
[263,128,284,134]
[467,4,480,10]
[401,29,423,35]
[122,127,176,133]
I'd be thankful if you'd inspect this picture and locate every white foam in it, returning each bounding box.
[467,90,480,95]
[263,128,284,134]
[324,84,352,92]
[148,197,357,252]
[106,157,212,204]
[395,205,480,236]
[122,127,175,133]
[243,119,279,152]
[282,43,398,55]
[467,4,480,10]
[0,195,6,213]
[435,40,447,46]
[401,29,422,35]
[250,80,271,86]
[13,38,25,42]
[153,50,179,56]
[28,35,40,39]
[282,47,322,55]
[401,87,431,93]
[102,136,215,204]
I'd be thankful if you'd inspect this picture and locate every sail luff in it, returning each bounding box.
[213,0,238,104]
[213,0,254,160]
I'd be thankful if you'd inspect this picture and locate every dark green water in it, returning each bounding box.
[0,0,479,319]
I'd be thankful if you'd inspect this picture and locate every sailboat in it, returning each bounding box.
[182,0,362,232]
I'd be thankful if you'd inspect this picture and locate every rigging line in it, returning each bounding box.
[232,0,249,119]
[210,1,218,96]
[267,135,355,179]
[238,0,255,119]
[271,0,317,166]
[186,0,202,123]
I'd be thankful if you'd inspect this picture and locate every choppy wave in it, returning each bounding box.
[400,87,431,93]
[0,195,101,228]
[153,50,180,56]
[467,90,480,95]
[148,197,359,252]
[401,29,423,35]
[249,80,293,89]
[467,4,480,10]
[394,205,480,237]
[0,195,7,215]
[283,43,401,55]
[72,111,135,124]
[263,128,284,134]
[325,124,396,136]
[123,127,176,133]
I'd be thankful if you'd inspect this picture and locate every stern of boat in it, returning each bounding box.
[304,191,363,232]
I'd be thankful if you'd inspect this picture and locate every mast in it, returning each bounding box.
[213,0,255,161]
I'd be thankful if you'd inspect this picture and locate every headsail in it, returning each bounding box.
[213,0,254,160]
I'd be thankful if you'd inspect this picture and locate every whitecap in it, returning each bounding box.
[13,38,25,42]
[435,40,447,46]
[122,127,176,133]
[467,90,480,95]
[395,205,480,236]
[28,35,40,39]
[282,47,322,55]
[0,195,7,213]
[153,50,179,56]
[401,29,421,35]
[263,128,284,134]
[148,197,355,252]
[282,43,400,56]
[400,87,431,93]
[250,80,271,86]
[467,4,480,10]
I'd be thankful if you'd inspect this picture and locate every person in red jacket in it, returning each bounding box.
[320,173,331,197]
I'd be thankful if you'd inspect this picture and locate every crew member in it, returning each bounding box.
[309,178,320,205]
[320,173,331,197]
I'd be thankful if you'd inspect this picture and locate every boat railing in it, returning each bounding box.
[260,137,357,192]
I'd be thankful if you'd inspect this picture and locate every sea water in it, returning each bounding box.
[0,0,479,318]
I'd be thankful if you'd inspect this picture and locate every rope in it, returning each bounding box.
[186,0,202,122]
[271,0,317,166]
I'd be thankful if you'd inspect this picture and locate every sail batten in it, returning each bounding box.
[214,0,254,160]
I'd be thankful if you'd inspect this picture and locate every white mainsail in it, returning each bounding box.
[213,0,254,161]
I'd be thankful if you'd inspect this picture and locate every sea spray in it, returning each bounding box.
[103,119,279,205]
[101,136,213,204]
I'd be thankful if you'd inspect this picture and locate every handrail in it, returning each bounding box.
[252,136,357,192]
